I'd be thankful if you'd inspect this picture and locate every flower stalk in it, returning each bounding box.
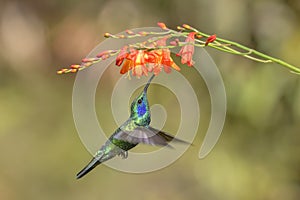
[184,25,300,74]
[57,22,300,76]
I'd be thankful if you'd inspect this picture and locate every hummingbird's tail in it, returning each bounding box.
[76,157,101,179]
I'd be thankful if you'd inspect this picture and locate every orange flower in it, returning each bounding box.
[117,37,181,77]
[146,49,180,75]
[131,50,148,77]
[147,37,180,74]
[177,32,196,66]
[161,49,181,73]
[145,50,162,75]
[119,49,148,78]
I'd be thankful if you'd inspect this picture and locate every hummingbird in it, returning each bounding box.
[76,74,189,179]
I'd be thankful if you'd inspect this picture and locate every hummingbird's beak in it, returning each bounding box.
[143,74,156,93]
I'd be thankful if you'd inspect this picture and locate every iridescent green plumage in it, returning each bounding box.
[76,75,188,179]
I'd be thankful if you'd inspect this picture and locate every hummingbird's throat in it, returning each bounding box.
[137,102,147,117]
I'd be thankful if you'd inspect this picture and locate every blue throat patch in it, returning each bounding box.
[137,102,147,117]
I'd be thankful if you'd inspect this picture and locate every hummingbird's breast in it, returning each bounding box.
[112,138,137,150]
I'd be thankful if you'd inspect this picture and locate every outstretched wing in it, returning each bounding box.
[114,126,190,147]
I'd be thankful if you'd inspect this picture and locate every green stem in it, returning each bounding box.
[189,27,300,74]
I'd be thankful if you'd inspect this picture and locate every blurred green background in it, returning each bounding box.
[1,0,300,199]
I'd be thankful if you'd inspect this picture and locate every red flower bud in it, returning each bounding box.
[157,22,167,30]
[205,34,216,46]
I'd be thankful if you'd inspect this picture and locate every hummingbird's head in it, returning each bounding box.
[130,75,155,125]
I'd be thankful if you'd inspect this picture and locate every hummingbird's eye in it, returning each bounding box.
[137,99,142,104]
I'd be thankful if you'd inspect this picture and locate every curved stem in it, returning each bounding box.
[188,27,300,74]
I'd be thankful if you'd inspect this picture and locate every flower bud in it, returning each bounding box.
[205,34,217,46]
[157,22,167,29]
[182,24,191,29]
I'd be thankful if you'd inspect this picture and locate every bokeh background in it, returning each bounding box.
[1,0,300,199]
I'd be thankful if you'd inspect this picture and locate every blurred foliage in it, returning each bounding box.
[0,0,300,200]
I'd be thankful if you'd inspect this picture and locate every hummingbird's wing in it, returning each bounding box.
[114,126,190,147]
[148,126,191,145]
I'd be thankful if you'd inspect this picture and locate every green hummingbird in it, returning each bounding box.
[76,74,189,179]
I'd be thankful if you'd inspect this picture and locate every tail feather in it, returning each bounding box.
[76,158,101,179]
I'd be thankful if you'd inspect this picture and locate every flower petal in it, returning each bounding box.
[120,60,132,74]
[116,46,129,66]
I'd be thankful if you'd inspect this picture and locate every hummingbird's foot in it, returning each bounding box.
[118,151,128,159]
